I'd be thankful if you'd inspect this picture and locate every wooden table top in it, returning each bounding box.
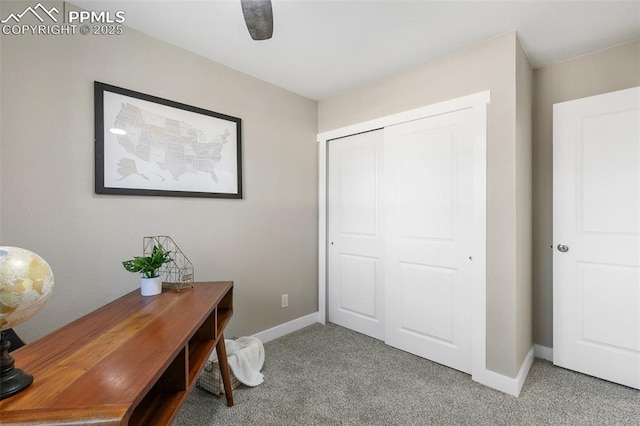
[0,281,233,424]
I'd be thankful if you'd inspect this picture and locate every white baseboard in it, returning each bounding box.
[534,344,553,362]
[253,312,319,343]
[480,345,534,397]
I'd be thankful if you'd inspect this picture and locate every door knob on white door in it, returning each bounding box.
[557,244,569,253]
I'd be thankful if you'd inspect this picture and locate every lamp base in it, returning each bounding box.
[0,331,33,400]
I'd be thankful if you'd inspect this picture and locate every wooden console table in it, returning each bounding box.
[0,281,234,425]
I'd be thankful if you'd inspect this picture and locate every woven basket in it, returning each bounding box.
[197,359,241,395]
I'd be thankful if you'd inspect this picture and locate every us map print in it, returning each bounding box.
[102,91,237,194]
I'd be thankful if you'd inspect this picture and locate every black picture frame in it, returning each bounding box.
[95,81,242,199]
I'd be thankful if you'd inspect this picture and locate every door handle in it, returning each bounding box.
[557,244,569,253]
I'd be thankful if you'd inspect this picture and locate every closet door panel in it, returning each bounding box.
[385,109,474,373]
[328,130,385,340]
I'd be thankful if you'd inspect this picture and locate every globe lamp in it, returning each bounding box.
[0,247,54,400]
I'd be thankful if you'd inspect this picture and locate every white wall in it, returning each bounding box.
[0,1,319,342]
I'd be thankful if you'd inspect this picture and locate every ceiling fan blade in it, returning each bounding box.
[241,0,273,40]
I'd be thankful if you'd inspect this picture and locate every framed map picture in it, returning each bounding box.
[94,81,242,198]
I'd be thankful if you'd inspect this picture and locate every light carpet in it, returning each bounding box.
[175,323,640,425]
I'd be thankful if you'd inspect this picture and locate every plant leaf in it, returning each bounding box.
[122,244,171,277]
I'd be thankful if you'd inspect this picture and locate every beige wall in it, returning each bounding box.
[4,0,634,376]
[0,2,318,342]
[320,33,529,378]
[532,40,640,347]
[0,24,3,244]
[515,39,533,367]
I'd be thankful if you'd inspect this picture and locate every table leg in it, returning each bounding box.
[215,333,234,407]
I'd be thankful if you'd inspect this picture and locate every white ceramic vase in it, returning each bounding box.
[140,276,162,296]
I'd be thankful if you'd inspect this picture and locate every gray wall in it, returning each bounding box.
[0,21,3,244]
[319,33,531,378]
[3,0,636,375]
[515,39,533,368]
[532,40,640,348]
[0,2,319,342]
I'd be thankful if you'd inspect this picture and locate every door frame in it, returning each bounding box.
[317,91,490,383]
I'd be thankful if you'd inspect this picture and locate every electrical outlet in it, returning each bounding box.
[281,293,289,308]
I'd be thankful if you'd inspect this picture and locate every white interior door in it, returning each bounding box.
[328,130,385,340]
[384,109,474,374]
[553,86,640,389]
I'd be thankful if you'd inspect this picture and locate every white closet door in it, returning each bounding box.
[553,87,640,389]
[328,130,385,340]
[384,109,474,373]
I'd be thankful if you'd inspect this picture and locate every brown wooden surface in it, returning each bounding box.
[215,332,234,407]
[0,281,233,425]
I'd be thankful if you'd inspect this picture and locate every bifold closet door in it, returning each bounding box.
[328,130,385,340]
[384,109,474,374]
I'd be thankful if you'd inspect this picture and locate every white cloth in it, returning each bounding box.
[210,336,265,387]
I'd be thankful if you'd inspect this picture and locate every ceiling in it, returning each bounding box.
[72,0,640,100]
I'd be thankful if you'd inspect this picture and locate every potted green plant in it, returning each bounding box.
[122,245,172,296]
